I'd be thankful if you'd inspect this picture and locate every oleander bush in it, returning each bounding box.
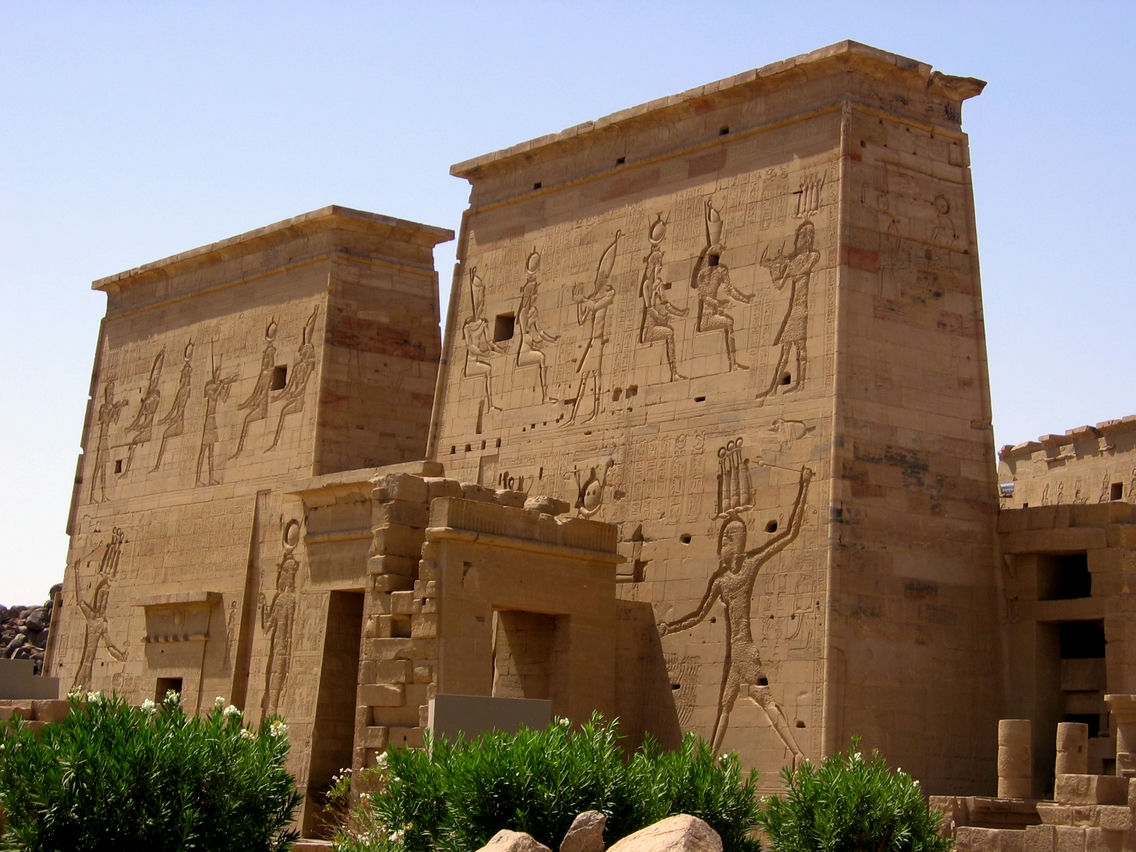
[0,690,301,852]
[331,715,762,852]
[756,738,950,852]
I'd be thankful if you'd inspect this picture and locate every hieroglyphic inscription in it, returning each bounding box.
[72,527,127,690]
[233,320,277,458]
[463,267,507,412]
[566,231,620,426]
[266,305,318,452]
[756,220,818,399]
[120,349,165,476]
[659,440,812,761]
[195,346,236,487]
[89,381,128,503]
[259,519,299,719]
[638,214,688,382]
[151,340,194,472]
[691,201,752,372]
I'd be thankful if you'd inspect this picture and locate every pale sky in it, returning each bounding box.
[2,1,1133,605]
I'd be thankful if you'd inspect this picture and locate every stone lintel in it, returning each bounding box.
[135,591,222,609]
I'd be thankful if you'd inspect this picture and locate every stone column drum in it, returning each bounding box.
[998,719,1032,799]
[1055,721,1088,777]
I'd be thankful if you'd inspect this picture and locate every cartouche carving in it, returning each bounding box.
[757,220,818,399]
[515,249,559,404]
[659,445,811,761]
[151,340,194,472]
[196,348,237,486]
[566,231,620,426]
[691,201,751,372]
[89,380,128,503]
[120,349,165,476]
[259,519,299,718]
[266,306,318,452]
[638,214,687,382]
[233,319,277,458]
[463,267,507,412]
[72,527,128,690]
[794,171,825,218]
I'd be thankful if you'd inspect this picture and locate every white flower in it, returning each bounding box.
[140,698,157,715]
[85,691,103,704]
[239,728,256,741]
[375,751,388,765]
[389,826,407,843]
[214,696,226,708]
[222,704,242,718]
[555,716,570,727]
[269,719,288,738]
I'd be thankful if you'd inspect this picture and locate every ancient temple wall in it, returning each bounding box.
[49,207,449,830]
[430,42,999,792]
[825,95,1001,792]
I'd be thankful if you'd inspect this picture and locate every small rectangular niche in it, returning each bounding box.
[494,313,516,342]
[1111,482,1123,501]
[271,365,287,390]
[155,677,182,702]
[1038,552,1091,601]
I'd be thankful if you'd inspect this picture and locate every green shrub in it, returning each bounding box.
[332,715,761,852]
[0,690,301,852]
[755,738,950,852]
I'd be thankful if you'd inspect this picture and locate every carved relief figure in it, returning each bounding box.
[639,214,687,381]
[574,458,615,518]
[120,349,165,476]
[196,348,236,486]
[462,267,507,411]
[567,231,620,425]
[267,306,318,452]
[756,220,818,400]
[260,520,300,719]
[233,319,277,458]
[515,250,560,404]
[88,381,127,502]
[151,340,194,472]
[659,446,811,762]
[72,527,128,690]
[691,201,751,371]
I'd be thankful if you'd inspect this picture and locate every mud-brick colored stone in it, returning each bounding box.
[359,683,405,707]
[460,483,496,503]
[1095,806,1133,832]
[1051,825,1086,852]
[361,638,415,661]
[413,664,433,683]
[372,500,429,529]
[415,579,437,597]
[495,490,527,508]
[368,553,419,576]
[358,726,389,749]
[424,477,463,501]
[380,473,428,504]
[372,573,414,592]
[390,591,416,615]
[1025,825,1057,852]
[32,699,69,723]
[1084,827,1125,852]
[1057,775,1129,806]
[411,613,438,639]
[369,659,414,684]
[372,526,425,559]
[378,614,412,638]
[0,703,32,721]
[1037,803,1073,826]
[387,726,424,749]
[956,827,1025,852]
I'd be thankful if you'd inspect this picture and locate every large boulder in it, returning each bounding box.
[479,829,553,852]
[606,815,723,852]
[560,810,607,852]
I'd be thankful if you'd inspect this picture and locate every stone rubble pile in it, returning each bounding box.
[1,584,61,675]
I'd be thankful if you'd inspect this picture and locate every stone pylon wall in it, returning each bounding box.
[429,42,1001,793]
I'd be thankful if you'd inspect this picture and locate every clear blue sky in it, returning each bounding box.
[2,1,1133,604]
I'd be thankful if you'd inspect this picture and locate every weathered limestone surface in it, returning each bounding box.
[47,207,451,833]
[431,40,997,792]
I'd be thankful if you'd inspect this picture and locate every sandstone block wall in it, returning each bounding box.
[430,41,1000,792]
